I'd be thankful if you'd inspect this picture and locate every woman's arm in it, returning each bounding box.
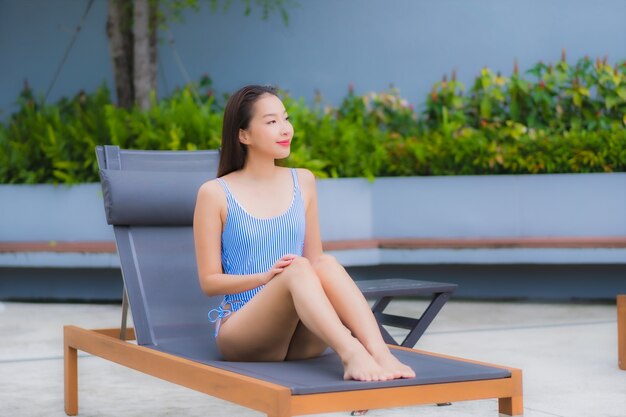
[193,180,277,296]
[299,169,324,262]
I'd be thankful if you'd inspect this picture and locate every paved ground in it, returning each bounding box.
[0,299,624,417]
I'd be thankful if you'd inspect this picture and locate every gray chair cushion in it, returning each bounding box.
[153,337,511,395]
[100,169,213,226]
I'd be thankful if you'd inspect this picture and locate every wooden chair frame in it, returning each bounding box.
[618,295,625,370]
[64,325,523,416]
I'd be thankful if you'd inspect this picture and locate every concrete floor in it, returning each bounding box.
[0,299,624,417]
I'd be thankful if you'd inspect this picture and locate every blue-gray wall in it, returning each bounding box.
[1,0,625,115]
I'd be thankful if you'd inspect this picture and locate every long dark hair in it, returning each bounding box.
[218,85,278,177]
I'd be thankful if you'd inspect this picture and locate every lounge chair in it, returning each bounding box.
[63,145,523,416]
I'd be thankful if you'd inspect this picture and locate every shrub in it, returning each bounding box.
[0,78,222,184]
[1,56,625,184]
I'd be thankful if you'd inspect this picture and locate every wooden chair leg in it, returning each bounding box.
[499,396,523,416]
[64,338,78,415]
[618,295,626,370]
[498,369,523,415]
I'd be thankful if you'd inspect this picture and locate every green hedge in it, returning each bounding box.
[1,57,625,184]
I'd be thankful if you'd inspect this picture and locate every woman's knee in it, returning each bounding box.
[312,253,340,273]
[279,256,316,282]
[289,255,312,269]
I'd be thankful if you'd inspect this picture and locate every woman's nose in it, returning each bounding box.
[281,121,293,135]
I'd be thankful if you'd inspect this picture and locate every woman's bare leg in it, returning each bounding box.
[284,321,328,361]
[310,254,415,378]
[216,256,394,381]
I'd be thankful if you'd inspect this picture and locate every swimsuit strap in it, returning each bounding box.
[216,177,234,199]
[290,168,300,192]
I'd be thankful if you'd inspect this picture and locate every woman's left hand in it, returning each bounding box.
[260,254,297,284]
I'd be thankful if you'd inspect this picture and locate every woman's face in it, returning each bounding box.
[240,94,294,160]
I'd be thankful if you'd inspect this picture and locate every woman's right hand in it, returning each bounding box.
[260,254,297,285]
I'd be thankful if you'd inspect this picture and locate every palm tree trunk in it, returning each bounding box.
[149,0,158,93]
[133,0,153,110]
[106,0,134,108]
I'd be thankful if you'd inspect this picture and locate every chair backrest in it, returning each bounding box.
[96,145,221,347]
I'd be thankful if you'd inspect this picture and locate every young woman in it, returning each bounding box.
[193,85,415,382]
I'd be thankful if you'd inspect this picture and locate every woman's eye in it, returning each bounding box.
[266,120,276,124]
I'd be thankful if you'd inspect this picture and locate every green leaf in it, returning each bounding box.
[480,99,492,119]
[606,96,620,110]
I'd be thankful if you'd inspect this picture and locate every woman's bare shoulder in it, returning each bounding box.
[294,168,316,186]
[196,178,226,206]
[198,178,221,193]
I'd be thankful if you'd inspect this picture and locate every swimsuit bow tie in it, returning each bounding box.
[208,306,231,322]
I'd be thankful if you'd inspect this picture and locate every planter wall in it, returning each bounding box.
[318,172,626,241]
[0,183,113,241]
[2,173,626,301]
[2,172,626,243]
[371,172,626,238]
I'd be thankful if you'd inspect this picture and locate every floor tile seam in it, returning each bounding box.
[524,405,566,417]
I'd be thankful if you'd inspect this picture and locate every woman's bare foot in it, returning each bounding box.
[341,344,394,382]
[373,350,416,379]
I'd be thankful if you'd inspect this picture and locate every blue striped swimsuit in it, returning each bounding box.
[208,168,306,336]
